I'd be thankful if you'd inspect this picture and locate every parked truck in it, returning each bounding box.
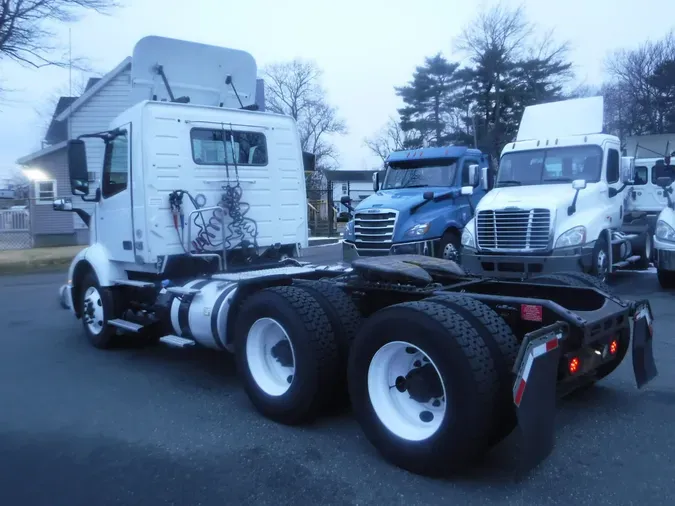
[621,136,675,261]
[341,146,490,263]
[650,159,675,287]
[54,36,657,477]
[461,96,652,282]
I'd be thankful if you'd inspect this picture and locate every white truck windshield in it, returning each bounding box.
[381,161,458,190]
[497,146,603,187]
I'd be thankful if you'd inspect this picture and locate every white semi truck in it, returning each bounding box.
[54,37,658,477]
[651,161,675,288]
[460,96,652,282]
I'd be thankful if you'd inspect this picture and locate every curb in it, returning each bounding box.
[0,257,72,276]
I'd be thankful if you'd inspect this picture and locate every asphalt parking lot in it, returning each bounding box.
[0,244,673,506]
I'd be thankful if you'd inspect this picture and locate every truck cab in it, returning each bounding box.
[650,163,675,288]
[342,146,489,262]
[52,36,315,292]
[623,156,675,234]
[461,97,642,282]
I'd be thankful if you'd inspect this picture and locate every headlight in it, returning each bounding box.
[656,220,675,242]
[405,223,430,237]
[461,228,475,248]
[555,226,586,248]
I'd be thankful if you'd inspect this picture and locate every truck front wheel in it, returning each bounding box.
[437,230,461,263]
[590,236,610,283]
[79,272,120,349]
[234,286,340,425]
[348,301,497,476]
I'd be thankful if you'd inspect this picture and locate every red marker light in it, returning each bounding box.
[609,339,618,355]
[569,357,580,375]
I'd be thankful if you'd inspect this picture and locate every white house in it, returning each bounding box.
[323,169,383,214]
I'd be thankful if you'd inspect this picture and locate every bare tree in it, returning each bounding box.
[5,167,30,199]
[453,1,572,156]
[604,31,675,136]
[0,0,120,70]
[262,59,347,171]
[364,117,417,167]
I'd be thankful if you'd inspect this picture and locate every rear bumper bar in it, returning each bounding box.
[512,300,657,472]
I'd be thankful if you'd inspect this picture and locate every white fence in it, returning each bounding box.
[0,209,32,250]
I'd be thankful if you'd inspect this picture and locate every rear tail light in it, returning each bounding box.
[568,357,580,375]
[609,339,618,355]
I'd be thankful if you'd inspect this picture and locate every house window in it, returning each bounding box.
[190,128,268,166]
[35,180,56,205]
[341,183,348,194]
[88,171,97,183]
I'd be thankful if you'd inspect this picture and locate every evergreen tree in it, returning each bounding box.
[395,53,463,148]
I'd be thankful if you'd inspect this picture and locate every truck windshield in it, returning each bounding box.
[497,146,602,187]
[381,161,458,190]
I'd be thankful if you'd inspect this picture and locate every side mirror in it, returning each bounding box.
[480,167,489,191]
[621,156,635,184]
[468,164,479,186]
[67,139,89,196]
[423,191,434,200]
[572,179,587,191]
[656,176,673,188]
[460,186,474,196]
[53,197,73,212]
[373,171,380,192]
[340,195,352,205]
[302,151,316,172]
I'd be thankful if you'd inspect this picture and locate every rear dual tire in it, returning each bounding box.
[348,298,518,476]
[234,282,361,425]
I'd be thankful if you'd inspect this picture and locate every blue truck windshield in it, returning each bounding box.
[381,161,458,190]
[497,145,603,187]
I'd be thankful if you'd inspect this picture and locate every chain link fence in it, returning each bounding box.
[0,207,32,250]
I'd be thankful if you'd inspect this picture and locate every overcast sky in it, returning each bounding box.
[1,0,674,180]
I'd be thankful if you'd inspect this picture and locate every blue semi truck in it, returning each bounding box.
[341,145,491,262]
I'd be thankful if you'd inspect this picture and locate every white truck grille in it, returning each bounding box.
[354,209,398,252]
[477,209,551,251]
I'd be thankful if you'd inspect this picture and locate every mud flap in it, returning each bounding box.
[511,322,567,473]
[631,300,657,389]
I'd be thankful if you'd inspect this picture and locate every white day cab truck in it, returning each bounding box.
[54,37,657,476]
[652,171,675,288]
[461,96,653,283]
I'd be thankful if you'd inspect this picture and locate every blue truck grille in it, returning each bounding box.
[477,209,551,251]
[354,210,397,252]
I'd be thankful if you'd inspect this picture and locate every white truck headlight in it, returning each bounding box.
[656,220,675,242]
[405,223,430,237]
[461,228,475,248]
[555,226,586,248]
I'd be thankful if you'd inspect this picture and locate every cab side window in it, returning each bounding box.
[606,148,620,184]
[461,159,479,187]
[633,166,648,186]
[101,132,129,199]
